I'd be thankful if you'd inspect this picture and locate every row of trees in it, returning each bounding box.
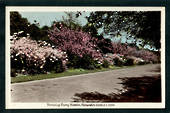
[10,11,160,76]
[10,11,161,50]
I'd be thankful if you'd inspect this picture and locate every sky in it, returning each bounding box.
[19,11,156,51]
[19,12,90,28]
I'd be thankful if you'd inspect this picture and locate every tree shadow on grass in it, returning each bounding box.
[72,67,161,102]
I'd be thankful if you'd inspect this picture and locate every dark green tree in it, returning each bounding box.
[10,11,30,36]
[85,11,161,49]
[10,11,50,41]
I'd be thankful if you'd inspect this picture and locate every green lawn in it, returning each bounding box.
[11,65,134,83]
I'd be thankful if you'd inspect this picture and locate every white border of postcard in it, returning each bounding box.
[5,6,165,109]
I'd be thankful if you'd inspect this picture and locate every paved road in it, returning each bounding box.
[11,64,160,102]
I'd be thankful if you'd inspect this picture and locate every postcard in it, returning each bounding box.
[5,6,165,109]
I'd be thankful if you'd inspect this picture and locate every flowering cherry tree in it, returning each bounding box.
[48,24,103,61]
[111,42,128,55]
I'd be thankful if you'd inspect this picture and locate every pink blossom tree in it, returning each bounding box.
[48,24,103,61]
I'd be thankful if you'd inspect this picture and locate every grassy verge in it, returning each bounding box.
[11,65,134,84]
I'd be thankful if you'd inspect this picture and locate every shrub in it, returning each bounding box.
[114,57,124,66]
[104,53,125,66]
[134,57,145,65]
[124,56,144,66]
[111,42,159,63]
[137,61,145,65]
[102,60,110,68]
[10,34,67,75]
[43,56,65,73]
[94,63,103,69]
[80,55,96,70]
[129,49,159,63]
[97,38,114,54]
[103,53,115,65]
[124,56,134,66]
[66,53,82,68]
[11,68,17,77]
[67,54,98,70]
